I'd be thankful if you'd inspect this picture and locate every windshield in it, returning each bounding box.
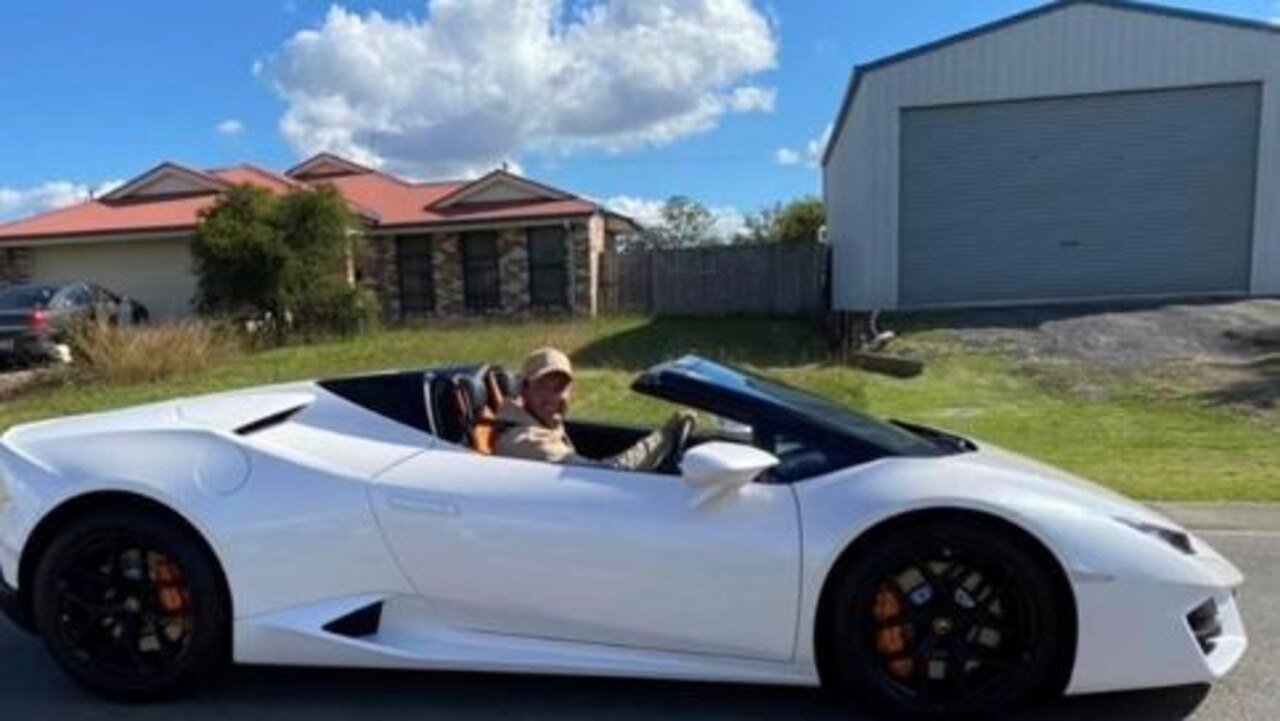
[680,358,944,456]
[0,285,58,310]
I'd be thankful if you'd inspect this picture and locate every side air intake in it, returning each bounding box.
[322,602,384,638]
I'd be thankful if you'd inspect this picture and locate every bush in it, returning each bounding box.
[292,283,381,339]
[192,184,367,342]
[67,320,242,384]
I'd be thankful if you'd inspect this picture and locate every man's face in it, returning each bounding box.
[522,371,572,426]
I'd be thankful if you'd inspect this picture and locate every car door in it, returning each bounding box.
[371,448,801,662]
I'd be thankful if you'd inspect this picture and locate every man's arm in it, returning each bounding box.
[495,425,599,466]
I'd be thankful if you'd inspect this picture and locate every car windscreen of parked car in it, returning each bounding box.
[0,284,59,309]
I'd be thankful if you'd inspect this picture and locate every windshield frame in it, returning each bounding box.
[632,355,952,465]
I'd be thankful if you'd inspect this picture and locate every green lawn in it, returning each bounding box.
[2,316,1276,501]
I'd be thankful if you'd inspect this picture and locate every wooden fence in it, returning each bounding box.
[599,243,828,316]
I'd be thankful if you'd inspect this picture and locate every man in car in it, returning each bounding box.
[495,347,693,470]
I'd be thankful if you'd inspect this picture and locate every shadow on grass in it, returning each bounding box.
[572,316,830,371]
[1199,356,1280,410]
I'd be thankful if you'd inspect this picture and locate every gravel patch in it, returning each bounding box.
[931,298,1280,369]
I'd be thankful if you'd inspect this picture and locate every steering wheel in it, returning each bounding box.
[656,414,696,475]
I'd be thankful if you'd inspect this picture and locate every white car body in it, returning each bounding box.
[0,357,1246,699]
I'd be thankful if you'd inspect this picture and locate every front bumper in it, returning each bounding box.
[1065,533,1247,695]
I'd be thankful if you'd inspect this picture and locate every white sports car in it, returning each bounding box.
[0,355,1246,716]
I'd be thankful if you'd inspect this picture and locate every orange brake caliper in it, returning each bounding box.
[150,557,189,615]
[872,583,914,680]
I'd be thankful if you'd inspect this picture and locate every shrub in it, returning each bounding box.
[66,320,242,384]
[192,183,367,341]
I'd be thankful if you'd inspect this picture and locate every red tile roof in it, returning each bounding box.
[0,156,615,243]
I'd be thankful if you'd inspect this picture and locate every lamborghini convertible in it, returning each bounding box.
[0,355,1247,716]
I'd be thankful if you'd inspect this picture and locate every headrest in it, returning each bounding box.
[487,366,519,401]
[452,374,489,418]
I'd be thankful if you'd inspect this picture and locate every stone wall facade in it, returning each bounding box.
[369,218,602,321]
[433,233,465,315]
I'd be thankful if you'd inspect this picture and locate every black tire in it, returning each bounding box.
[31,508,229,701]
[823,519,1064,718]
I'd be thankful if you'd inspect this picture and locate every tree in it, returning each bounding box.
[192,184,372,339]
[775,196,825,243]
[737,196,825,244]
[191,185,288,317]
[625,195,719,250]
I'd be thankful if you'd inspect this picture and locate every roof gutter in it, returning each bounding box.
[365,213,598,237]
[0,228,193,248]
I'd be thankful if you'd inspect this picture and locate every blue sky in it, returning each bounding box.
[1,0,1277,231]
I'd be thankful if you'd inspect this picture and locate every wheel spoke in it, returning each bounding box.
[52,531,197,682]
[858,539,1044,708]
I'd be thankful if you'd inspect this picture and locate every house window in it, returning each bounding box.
[527,226,568,309]
[462,231,500,310]
[396,235,435,316]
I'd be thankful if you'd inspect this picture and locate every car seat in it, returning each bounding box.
[484,366,519,414]
[451,373,499,455]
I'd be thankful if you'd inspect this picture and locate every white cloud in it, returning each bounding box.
[775,123,833,168]
[605,194,743,240]
[805,123,832,166]
[216,118,246,136]
[726,85,776,113]
[710,204,746,239]
[0,179,124,222]
[260,0,778,178]
[774,147,800,166]
[604,195,665,228]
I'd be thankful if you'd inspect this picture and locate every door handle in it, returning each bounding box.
[387,495,460,517]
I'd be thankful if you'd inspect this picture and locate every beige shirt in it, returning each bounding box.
[494,401,593,465]
[494,400,668,470]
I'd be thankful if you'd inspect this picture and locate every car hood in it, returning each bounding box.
[942,437,1182,530]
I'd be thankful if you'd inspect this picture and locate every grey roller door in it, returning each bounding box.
[899,84,1259,307]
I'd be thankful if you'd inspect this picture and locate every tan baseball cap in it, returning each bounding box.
[521,347,573,382]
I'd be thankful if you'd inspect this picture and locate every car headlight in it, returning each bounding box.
[1114,517,1195,555]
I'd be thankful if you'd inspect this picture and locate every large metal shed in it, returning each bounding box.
[823,0,1280,310]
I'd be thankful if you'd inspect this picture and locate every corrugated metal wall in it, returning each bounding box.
[898,83,1259,306]
[825,2,1280,309]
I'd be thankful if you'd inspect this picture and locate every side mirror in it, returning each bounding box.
[680,441,779,506]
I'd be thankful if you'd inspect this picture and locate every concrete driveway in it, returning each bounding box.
[0,504,1274,720]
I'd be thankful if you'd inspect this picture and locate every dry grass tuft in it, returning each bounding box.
[67,320,243,384]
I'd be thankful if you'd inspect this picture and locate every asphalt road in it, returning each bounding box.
[0,508,1275,720]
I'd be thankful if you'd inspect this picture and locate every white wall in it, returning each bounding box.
[825,2,1280,309]
[28,237,197,318]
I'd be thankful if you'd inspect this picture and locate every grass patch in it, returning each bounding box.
[1,315,1275,501]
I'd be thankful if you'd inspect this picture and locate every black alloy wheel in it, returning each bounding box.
[825,519,1064,717]
[32,508,229,700]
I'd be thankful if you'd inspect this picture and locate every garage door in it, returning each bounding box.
[28,238,197,318]
[899,84,1259,307]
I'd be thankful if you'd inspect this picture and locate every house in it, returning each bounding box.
[823,0,1280,311]
[0,153,637,319]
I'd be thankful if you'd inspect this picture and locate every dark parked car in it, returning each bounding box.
[0,281,148,366]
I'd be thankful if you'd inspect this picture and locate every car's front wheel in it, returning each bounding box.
[823,518,1066,717]
[31,507,229,700]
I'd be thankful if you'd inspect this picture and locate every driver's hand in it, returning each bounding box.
[661,409,696,438]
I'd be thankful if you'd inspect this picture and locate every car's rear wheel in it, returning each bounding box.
[824,519,1064,717]
[31,508,229,700]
